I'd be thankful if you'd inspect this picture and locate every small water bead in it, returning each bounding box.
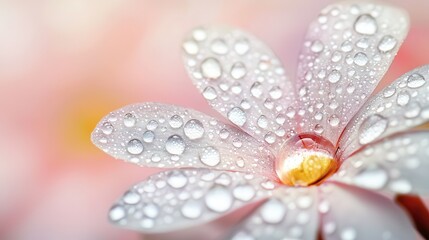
[257,115,268,129]
[143,204,159,218]
[142,130,155,143]
[182,40,199,55]
[211,38,228,55]
[264,132,276,144]
[396,90,410,106]
[165,135,186,155]
[201,57,222,80]
[328,115,340,127]
[183,119,205,140]
[327,70,342,84]
[123,113,136,127]
[353,52,369,66]
[169,115,183,129]
[101,122,114,135]
[353,165,388,190]
[383,86,396,98]
[230,62,247,80]
[260,199,286,224]
[354,14,377,35]
[146,120,158,130]
[378,35,397,53]
[250,82,263,98]
[310,40,324,53]
[123,191,141,205]
[358,114,388,145]
[205,185,233,213]
[181,199,203,219]
[356,38,369,49]
[234,38,250,55]
[232,184,255,202]
[341,227,357,240]
[406,73,426,89]
[228,107,247,126]
[192,28,207,41]
[167,171,188,188]
[199,146,221,166]
[109,205,126,222]
[202,86,217,100]
[127,139,144,155]
[269,86,283,99]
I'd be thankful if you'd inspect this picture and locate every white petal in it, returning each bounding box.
[295,2,409,144]
[108,169,277,233]
[320,183,416,240]
[339,65,429,159]
[182,26,296,151]
[229,187,318,240]
[91,103,277,179]
[335,131,429,195]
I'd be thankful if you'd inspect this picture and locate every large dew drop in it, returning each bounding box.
[227,107,247,126]
[167,171,188,188]
[127,139,144,155]
[165,135,186,155]
[183,119,205,140]
[205,185,233,213]
[378,35,397,53]
[259,198,286,224]
[201,57,222,80]
[354,14,377,35]
[358,114,388,145]
[406,73,426,89]
[181,199,203,219]
[199,146,221,166]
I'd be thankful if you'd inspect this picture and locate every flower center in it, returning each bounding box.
[275,133,338,187]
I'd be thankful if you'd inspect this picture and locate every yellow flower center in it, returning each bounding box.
[275,133,338,186]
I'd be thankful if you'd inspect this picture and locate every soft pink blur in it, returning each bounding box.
[1,1,429,240]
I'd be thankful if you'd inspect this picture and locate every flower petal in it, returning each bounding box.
[91,103,277,179]
[295,2,409,144]
[229,187,318,240]
[320,182,416,240]
[338,65,429,159]
[182,26,296,151]
[335,131,429,196]
[108,169,277,233]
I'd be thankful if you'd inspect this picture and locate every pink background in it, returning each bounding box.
[1,1,429,239]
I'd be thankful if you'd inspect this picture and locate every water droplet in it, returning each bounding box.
[341,227,357,240]
[383,86,396,98]
[310,40,324,53]
[181,199,202,219]
[211,38,228,55]
[260,199,286,224]
[143,203,159,218]
[404,102,421,118]
[123,191,141,205]
[201,57,222,80]
[192,28,207,41]
[264,132,276,144]
[142,130,155,143]
[406,73,426,89]
[328,115,340,127]
[109,205,126,221]
[257,115,268,129]
[397,90,410,106]
[230,62,247,80]
[358,114,388,145]
[202,86,217,100]
[169,115,183,129]
[146,120,158,130]
[165,135,186,155]
[341,41,353,52]
[354,14,377,35]
[353,165,388,189]
[389,179,412,194]
[234,38,250,55]
[228,107,247,126]
[183,119,205,140]
[378,35,397,53]
[318,200,330,214]
[140,218,155,229]
[205,185,233,213]
[353,52,368,66]
[183,40,199,55]
[127,139,144,155]
[250,82,263,98]
[101,122,114,135]
[124,113,136,127]
[199,146,220,166]
[328,70,342,83]
[269,86,283,99]
[233,184,255,201]
[167,171,188,188]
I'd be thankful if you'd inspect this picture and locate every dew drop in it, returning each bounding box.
[341,227,357,240]
[167,171,188,188]
[181,199,203,219]
[353,165,388,189]
[328,70,342,83]
[389,179,412,194]
[358,114,388,145]
[109,205,126,222]
[404,102,421,118]
[396,90,410,106]
[260,199,286,224]
[182,40,199,55]
[123,191,141,205]
[354,14,377,35]
[234,38,250,55]
[228,62,247,80]
[101,122,114,135]
[169,115,183,129]
[233,184,255,202]
[383,86,396,98]
[250,82,263,98]
[199,146,221,166]
[143,204,159,218]
[205,185,233,213]
[127,139,144,155]
[183,119,205,140]
[142,130,155,143]
[328,115,340,127]
[406,73,426,89]
[269,86,282,100]
[378,35,397,53]
[211,38,228,55]
[310,40,324,53]
[146,120,158,130]
[202,86,218,100]
[192,28,207,41]
[124,113,136,127]
[228,107,247,126]
[257,115,268,129]
[201,57,222,80]
[165,135,186,155]
[353,52,368,66]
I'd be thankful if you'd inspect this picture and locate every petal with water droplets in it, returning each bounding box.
[295,2,409,144]
[335,131,429,195]
[320,183,416,240]
[108,169,277,233]
[182,26,296,151]
[91,103,277,179]
[338,65,429,159]
[229,187,318,240]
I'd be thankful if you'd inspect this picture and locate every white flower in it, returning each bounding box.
[92,2,429,239]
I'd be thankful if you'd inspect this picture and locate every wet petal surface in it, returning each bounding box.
[92,103,277,179]
[295,2,408,144]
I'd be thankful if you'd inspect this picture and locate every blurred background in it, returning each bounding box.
[1,0,429,239]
